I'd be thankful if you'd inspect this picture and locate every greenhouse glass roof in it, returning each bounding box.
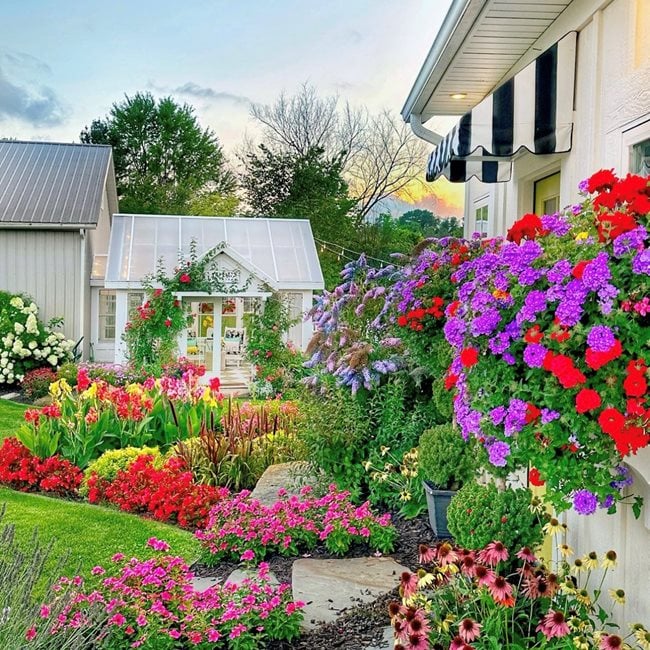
[104,214,324,290]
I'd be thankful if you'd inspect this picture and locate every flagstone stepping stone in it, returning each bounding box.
[191,576,220,592]
[250,461,314,505]
[292,557,408,630]
[225,568,278,586]
[0,392,19,400]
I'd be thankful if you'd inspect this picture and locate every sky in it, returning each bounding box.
[0,0,463,216]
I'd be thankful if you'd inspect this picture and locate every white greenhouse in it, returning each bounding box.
[90,214,324,381]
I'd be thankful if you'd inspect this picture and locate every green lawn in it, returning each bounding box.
[0,398,27,439]
[0,488,201,586]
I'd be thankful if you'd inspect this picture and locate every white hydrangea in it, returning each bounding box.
[9,296,24,309]
[47,354,58,366]
[28,340,37,350]
[25,313,39,335]
[14,322,25,335]
[11,340,23,353]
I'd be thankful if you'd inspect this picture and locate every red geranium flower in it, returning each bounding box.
[444,373,459,390]
[550,355,586,389]
[575,389,602,414]
[524,325,543,343]
[598,408,625,436]
[571,260,589,279]
[586,169,617,193]
[529,467,545,487]
[179,273,191,283]
[610,426,649,456]
[506,213,548,244]
[596,211,638,243]
[460,348,479,368]
[397,315,408,327]
[623,371,647,398]
[585,339,623,371]
[525,403,541,424]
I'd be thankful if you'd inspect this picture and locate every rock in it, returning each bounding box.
[191,576,220,593]
[364,626,395,650]
[292,557,408,630]
[250,461,313,505]
[0,392,19,400]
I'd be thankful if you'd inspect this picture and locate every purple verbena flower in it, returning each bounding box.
[573,489,598,515]
[523,343,547,368]
[586,325,616,352]
[632,249,650,275]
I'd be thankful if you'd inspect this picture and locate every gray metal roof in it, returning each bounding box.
[0,140,113,228]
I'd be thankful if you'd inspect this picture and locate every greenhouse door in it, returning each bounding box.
[182,297,222,380]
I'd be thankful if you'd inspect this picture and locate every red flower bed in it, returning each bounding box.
[86,454,229,529]
[0,438,82,496]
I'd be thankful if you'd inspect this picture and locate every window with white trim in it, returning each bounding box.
[127,291,145,315]
[474,205,489,237]
[631,137,650,176]
[98,290,116,341]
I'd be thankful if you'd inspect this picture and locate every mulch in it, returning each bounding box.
[192,513,436,649]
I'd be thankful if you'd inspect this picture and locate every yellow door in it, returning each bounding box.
[534,172,561,215]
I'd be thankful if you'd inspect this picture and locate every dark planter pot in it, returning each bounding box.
[423,480,455,539]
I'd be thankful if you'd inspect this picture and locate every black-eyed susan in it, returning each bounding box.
[601,550,618,569]
[544,517,564,535]
[609,588,626,604]
[582,551,599,570]
[571,558,586,575]
[559,543,574,558]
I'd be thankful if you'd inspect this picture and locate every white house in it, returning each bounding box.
[402,0,649,628]
[0,140,117,358]
[96,213,324,381]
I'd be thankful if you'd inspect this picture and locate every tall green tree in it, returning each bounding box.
[399,209,463,238]
[80,92,236,214]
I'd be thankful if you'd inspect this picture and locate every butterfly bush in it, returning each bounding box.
[446,171,649,514]
[197,484,396,563]
[27,539,303,650]
[0,294,74,384]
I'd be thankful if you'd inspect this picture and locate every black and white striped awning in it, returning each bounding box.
[426,31,577,183]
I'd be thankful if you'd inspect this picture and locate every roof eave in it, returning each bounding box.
[0,222,97,230]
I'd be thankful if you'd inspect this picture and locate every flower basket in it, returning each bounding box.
[423,480,454,538]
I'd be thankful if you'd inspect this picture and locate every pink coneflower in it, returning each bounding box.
[406,633,429,649]
[460,554,477,577]
[487,575,514,606]
[546,573,560,597]
[536,610,570,640]
[418,544,436,564]
[408,615,430,638]
[479,541,509,566]
[458,618,482,643]
[400,571,419,599]
[516,546,537,563]
[436,542,459,566]
[522,577,540,599]
[600,634,624,650]
[474,564,495,587]
[450,636,466,650]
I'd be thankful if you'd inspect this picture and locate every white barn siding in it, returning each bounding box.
[0,229,83,343]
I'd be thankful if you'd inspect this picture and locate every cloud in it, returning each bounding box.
[3,51,51,75]
[0,65,66,126]
[150,81,251,107]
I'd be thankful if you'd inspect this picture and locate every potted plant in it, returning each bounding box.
[418,423,481,537]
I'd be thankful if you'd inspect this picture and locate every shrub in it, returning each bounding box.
[197,484,396,564]
[21,367,58,401]
[0,292,74,385]
[86,454,229,529]
[446,480,545,553]
[0,438,82,496]
[80,446,161,497]
[30,538,303,649]
[418,423,483,490]
[55,362,79,387]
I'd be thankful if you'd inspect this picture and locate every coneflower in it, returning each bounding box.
[436,542,458,566]
[478,540,509,566]
[474,564,494,587]
[535,610,570,640]
[583,551,599,570]
[487,574,514,606]
[599,634,624,650]
[608,588,626,604]
[418,544,436,564]
[601,550,618,569]
[516,546,537,563]
[399,571,419,599]
[458,618,482,643]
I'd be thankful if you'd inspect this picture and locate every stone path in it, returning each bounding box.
[193,463,401,649]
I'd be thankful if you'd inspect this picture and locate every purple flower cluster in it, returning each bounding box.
[487,440,511,467]
[572,489,598,515]
[586,325,615,352]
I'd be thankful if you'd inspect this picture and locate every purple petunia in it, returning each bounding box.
[582,252,611,291]
[490,406,507,426]
[586,325,616,352]
[523,343,548,368]
[573,489,598,515]
[612,226,647,257]
[470,309,502,336]
[487,440,511,467]
[541,408,561,424]
[443,317,467,348]
[541,213,571,236]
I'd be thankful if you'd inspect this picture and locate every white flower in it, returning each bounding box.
[14,322,25,335]
[9,296,24,309]
[0,358,6,368]
[28,302,37,313]
[42,346,51,356]
[25,313,39,335]
[28,340,37,350]
[47,354,58,366]
[12,340,23,353]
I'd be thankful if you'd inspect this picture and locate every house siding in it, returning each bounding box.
[0,229,83,343]
[460,0,650,629]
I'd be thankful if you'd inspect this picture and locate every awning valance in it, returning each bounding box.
[426,31,577,183]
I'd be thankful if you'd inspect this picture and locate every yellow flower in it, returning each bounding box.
[126,383,142,395]
[363,461,372,472]
[380,445,390,457]
[575,231,589,241]
[49,379,71,398]
[633,625,650,650]
[575,589,591,606]
[436,614,455,633]
[559,543,574,558]
[81,382,98,399]
[570,558,586,575]
[601,550,618,569]
[573,635,590,650]
[582,552,598,570]
[543,518,564,536]
[418,573,436,588]
[609,588,626,604]
[399,490,412,502]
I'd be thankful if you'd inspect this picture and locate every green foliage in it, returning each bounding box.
[80,92,236,214]
[446,481,545,553]
[418,423,482,490]
[398,209,463,238]
[186,191,240,216]
[56,362,79,387]
[245,294,305,396]
[80,446,162,496]
[0,399,27,440]
[299,382,371,500]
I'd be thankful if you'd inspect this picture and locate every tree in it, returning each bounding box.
[80,92,236,214]
[250,84,427,222]
[399,210,463,238]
